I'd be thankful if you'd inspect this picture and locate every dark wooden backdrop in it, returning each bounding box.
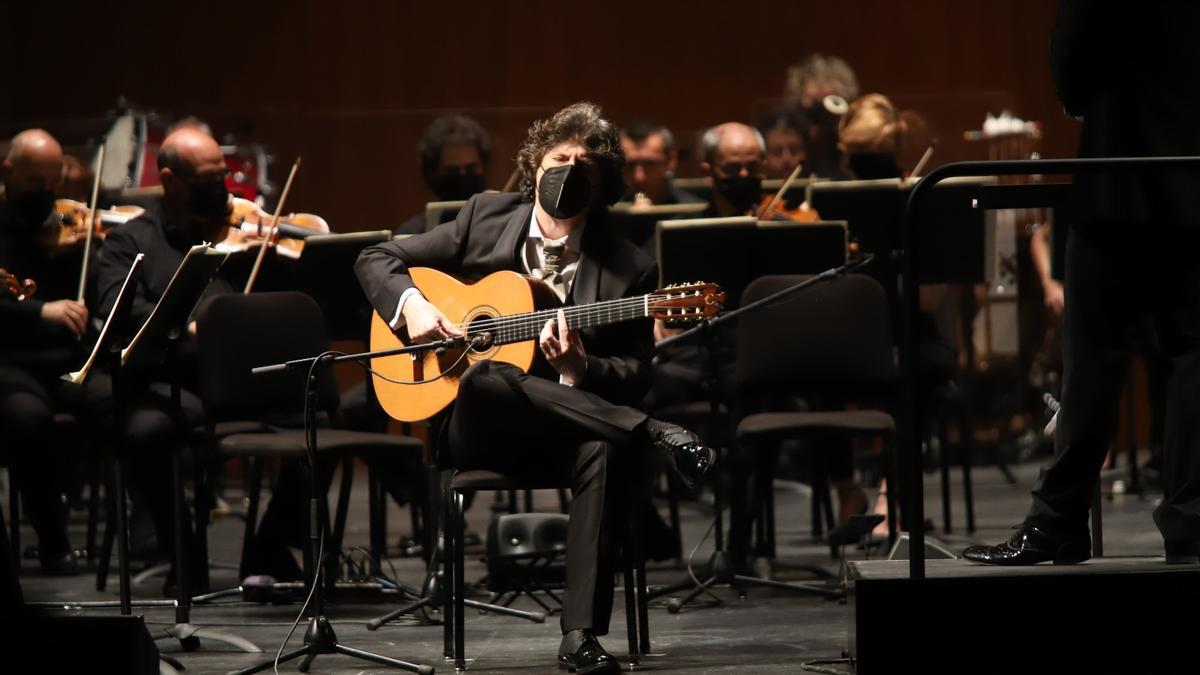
[3,0,1072,232]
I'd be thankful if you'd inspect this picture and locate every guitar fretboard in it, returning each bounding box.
[467,295,652,346]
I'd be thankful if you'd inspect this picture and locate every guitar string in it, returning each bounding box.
[449,292,708,337]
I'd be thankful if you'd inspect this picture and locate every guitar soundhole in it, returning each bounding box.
[466,310,499,353]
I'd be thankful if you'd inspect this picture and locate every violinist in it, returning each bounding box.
[0,129,107,575]
[756,107,820,221]
[619,120,703,207]
[95,127,331,588]
[697,122,769,218]
[393,114,492,235]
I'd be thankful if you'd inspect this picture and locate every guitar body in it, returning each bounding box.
[370,267,550,422]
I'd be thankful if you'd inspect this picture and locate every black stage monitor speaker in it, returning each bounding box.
[2,612,160,673]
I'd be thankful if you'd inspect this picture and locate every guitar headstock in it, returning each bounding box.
[648,282,725,323]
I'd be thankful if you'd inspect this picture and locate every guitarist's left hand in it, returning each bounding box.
[541,307,587,386]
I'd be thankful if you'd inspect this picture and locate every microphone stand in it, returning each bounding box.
[647,254,875,611]
[235,340,455,675]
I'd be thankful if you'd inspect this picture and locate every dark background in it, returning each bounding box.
[2,0,1071,232]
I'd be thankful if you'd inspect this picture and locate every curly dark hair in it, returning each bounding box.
[516,102,625,207]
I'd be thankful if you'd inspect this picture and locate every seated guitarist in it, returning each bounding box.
[355,102,714,674]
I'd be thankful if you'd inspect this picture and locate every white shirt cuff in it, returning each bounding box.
[389,288,425,329]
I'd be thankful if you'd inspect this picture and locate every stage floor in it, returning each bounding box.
[11,454,1167,673]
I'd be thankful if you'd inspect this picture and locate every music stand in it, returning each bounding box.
[424,200,467,232]
[606,202,707,254]
[294,231,393,341]
[646,218,852,610]
[121,245,265,654]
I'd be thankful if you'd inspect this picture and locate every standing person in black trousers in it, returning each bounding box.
[965,0,1200,566]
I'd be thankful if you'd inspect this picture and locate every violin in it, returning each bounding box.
[756,162,821,222]
[213,196,329,260]
[0,268,37,301]
[47,198,145,251]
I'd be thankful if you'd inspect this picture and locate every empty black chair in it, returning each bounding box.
[730,274,900,565]
[194,291,425,586]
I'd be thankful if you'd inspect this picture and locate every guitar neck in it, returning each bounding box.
[473,295,650,346]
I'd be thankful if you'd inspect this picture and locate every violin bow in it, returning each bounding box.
[243,157,300,294]
[910,140,937,178]
[76,144,105,303]
[501,167,520,193]
[757,159,804,220]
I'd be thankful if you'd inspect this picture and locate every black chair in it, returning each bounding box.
[193,292,425,592]
[446,468,651,671]
[733,274,900,564]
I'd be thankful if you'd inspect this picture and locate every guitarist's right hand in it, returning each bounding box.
[401,294,464,344]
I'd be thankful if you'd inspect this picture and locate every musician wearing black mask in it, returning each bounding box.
[699,122,767,217]
[357,102,714,674]
[393,114,492,235]
[0,129,109,576]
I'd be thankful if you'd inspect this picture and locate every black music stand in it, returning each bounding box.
[117,246,263,654]
[294,231,393,342]
[424,200,467,232]
[606,202,708,255]
[646,218,854,611]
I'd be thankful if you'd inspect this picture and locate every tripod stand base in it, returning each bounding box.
[651,551,844,613]
[234,616,433,674]
[155,622,261,653]
[366,571,545,630]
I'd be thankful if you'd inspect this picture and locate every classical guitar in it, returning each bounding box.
[369,266,724,422]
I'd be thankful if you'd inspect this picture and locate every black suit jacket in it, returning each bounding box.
[355,192,658,407]
[1052,0,1200,232]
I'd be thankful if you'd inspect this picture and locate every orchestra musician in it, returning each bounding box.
[355,101,715,674]
[619,119,703,207]
[393,114,492,235]
[0,129,108,575]
[784,53,860,180]
[697,122,768,218]
[94,128,325,587]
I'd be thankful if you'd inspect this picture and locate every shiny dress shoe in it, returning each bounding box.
[558,630,620,674]
[961,523,1090,566]
[646,419,715,489]
[1164,540,1200,565]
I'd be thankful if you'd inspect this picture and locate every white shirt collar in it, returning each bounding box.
[528,207,585,251]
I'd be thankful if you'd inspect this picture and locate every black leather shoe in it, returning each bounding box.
[558,630,619,674]
[1164,540,1200,565]
[961,523,1090,566]
[646,419,715,489]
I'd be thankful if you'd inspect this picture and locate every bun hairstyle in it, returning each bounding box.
[837,93,909,156]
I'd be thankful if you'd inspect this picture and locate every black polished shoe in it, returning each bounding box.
[1164,540,1200,565]
[961,523,1090,566]
[646,419,715,489]
[558,630,620,674]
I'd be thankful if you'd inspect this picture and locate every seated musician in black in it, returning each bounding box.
[393,114,492,236]
[96,128,321,588]
[0,129,109,575]
[356,102,714,674]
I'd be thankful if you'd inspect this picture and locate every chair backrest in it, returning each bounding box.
[195,291,340,422]
[734,273,895,400]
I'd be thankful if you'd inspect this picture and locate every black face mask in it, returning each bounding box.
[715,175,762,214]
[848,153,903,180]
[187,180,230,220]
[10,189,56,228]
[538,164,592,220]
[432,172,485,202]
